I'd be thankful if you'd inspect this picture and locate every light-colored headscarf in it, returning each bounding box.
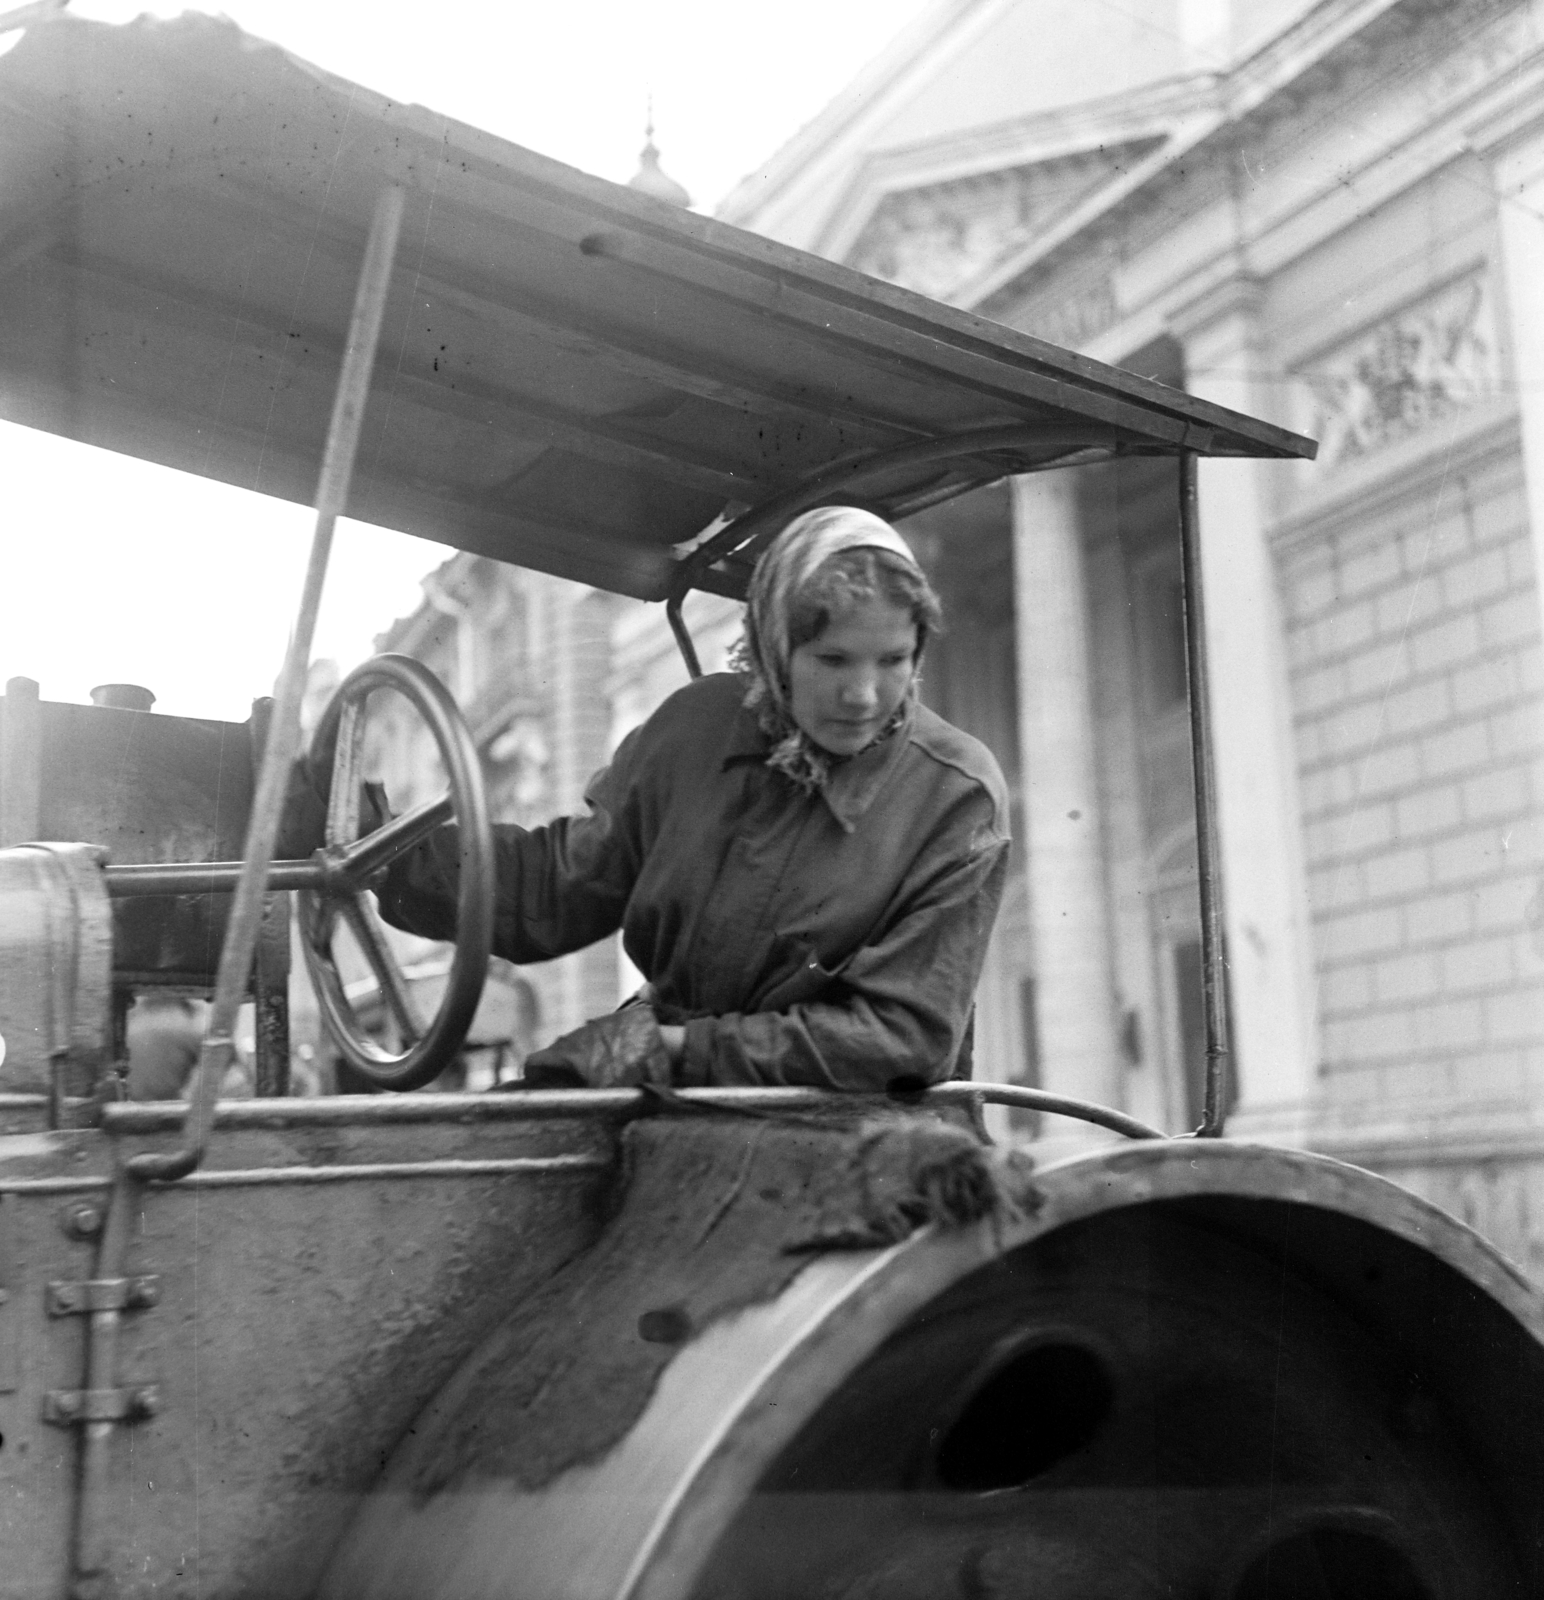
[732,506,926,793]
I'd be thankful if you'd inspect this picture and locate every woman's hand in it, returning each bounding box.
[523,1008,678,1088]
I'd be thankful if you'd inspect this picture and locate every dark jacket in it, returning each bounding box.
[380,673,1010,1092]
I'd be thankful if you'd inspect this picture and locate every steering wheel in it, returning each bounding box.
[299,654,495,1091]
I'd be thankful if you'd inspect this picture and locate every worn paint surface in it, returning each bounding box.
[0,1112,615,1600]
[0,1154,96,1598]
[325,1139,1544,1600]
[1318,1141,1544,1288]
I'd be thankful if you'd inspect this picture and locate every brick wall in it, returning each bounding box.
[1283,439,1544,1114]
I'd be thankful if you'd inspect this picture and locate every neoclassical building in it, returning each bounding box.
[696,0,1544,1268]
[376,0,1544,1272]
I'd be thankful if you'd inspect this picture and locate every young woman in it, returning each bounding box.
[379,506,1010,1092]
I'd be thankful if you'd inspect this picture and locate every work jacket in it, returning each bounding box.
[380,673,1010,1092]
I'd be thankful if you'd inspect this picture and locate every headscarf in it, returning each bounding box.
[732,505,926,793]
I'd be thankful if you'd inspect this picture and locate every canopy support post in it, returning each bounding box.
[666,591,703,680]
[1178,451,1231,1136]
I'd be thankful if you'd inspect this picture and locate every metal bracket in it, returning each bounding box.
[43,1384,160,1425]
[46,1276,160,1316]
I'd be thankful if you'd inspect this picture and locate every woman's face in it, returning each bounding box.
[787,595,919,756]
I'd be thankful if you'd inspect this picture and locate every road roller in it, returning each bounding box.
[0,13,1540,1599]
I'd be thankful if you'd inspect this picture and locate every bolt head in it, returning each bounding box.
[62,1202,104,1239]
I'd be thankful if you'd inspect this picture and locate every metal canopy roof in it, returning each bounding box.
[0,14,1316,601]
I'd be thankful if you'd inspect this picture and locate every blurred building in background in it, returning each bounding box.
[708,0,1544,1269]
[369,556,623,1054]
[380,0,1544,1271]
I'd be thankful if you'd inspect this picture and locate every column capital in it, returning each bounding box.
[1164,272,1266,348]
[1010,468,1123,1114]
[1166,273,1281,427]
[1464,55,1544,180]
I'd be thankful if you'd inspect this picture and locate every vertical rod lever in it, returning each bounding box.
[70,184,407,1600]
[126,185,405,1183]
[665,591,703,679]
[1177,452,1232,1136]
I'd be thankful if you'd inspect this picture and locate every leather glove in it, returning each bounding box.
[275,761,390,861]
[522,1005,673,1089]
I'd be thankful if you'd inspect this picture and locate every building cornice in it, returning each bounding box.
[1163,272,1266,342]
[813,73,1214,271]
[1230,1090,1544,1167]
[715,0,1009,234]
[973,0,1472,316]
[1461,44,1544,169]
[990,0,1541,369]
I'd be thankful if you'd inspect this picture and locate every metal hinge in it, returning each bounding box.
[43,1384,160,1425]
[45,1276,160,1316]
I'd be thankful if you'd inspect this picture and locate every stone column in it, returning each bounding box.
[547,582,621,1033]
[1011,470,1123,1113]
[1170,279,1318,1120]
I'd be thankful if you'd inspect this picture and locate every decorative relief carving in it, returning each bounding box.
[1299,273,1499,470]
[845,140,1158,304]
[1415,0,1528,115]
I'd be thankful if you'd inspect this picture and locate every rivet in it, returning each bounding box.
[62,1202,104,1240]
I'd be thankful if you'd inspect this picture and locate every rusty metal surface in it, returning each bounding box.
[323,1137,1544,1600]
[0,1111,617,1600]
[0,15,1313,605]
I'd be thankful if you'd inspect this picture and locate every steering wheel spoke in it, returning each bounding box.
[325,698,366,848]
[341,892,426,1046]
[341,791,454,884]
[300,654,494,1090]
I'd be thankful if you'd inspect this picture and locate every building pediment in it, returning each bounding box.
[841,138,1164,303]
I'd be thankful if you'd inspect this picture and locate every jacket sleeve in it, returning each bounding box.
[378,728,645,964]
[677,805,1010,1092]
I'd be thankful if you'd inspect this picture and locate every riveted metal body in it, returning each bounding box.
[42,1385,160,1426]
[45,1278,160,1317]
[0,1100,618,1599]
[5,1109,1543,1600]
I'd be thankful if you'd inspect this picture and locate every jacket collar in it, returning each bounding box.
[723,699,915,834]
